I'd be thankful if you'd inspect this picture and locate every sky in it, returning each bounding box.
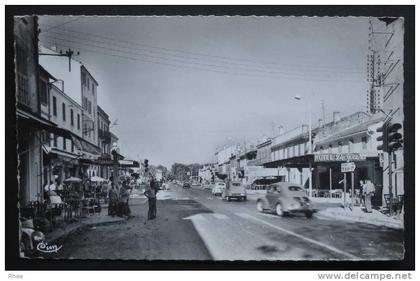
[37,16,372,168]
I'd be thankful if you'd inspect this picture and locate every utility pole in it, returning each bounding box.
[39,48,80,72]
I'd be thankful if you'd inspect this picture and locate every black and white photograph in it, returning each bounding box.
[4,5,415,272]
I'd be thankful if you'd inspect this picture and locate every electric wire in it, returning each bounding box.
[40,33,362,80]
[40,23,364,72]
[39,39,363,83]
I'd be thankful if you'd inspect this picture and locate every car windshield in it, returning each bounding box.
[232,183,240,186]
[289,186,303,192]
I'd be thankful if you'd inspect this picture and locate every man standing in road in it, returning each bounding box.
[145,177,158,220]
[363,179,375,213]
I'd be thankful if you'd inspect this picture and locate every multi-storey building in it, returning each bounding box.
[15,16,44,206]
[97,105,112,179]
[39,46,101,178]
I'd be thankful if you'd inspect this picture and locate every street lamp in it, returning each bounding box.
[294,95,313,198]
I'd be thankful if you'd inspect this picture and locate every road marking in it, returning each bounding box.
[183,214,205,221]
[212,213,229,220]
[235,212,359,260]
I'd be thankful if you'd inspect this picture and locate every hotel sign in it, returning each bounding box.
[314,153,366,162]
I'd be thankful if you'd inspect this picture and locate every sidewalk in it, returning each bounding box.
[315,206,404,230]
[45,207,125,245]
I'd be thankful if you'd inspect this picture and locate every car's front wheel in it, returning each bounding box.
[275,203,283,216]
[256,201,264,212]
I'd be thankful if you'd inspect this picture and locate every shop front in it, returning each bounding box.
[313,153,383,206]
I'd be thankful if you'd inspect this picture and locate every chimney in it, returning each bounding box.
[333,111,341,123]
[278,125,285,135]
[318,118,324,127]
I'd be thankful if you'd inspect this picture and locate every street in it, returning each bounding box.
[53,182,404,260]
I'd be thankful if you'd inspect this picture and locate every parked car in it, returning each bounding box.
[20,218,45,257]
[256,182,316,218]
[183,182,191,189]
[222,181,247,201]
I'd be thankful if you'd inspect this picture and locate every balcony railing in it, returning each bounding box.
[98,129,111,144]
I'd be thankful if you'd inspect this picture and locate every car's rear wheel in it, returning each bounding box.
[275,203,283,216]
[256,201,264,212]
[305,211,313,218]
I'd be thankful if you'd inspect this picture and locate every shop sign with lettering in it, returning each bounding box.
[314,153,366,162]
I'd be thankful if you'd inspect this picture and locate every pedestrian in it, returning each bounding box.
[363,179,375,213]
[119,185,131,218]
[108,185,119,217]
[144,177,158,220]
[359,180,365,205]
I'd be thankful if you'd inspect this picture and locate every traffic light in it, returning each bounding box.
[387,123,403,152]
[376,124,388,152]
[144,159,149,172]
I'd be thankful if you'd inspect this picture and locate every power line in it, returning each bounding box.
[44,30,362,76]
[40,39,362,83]
[42,17,82,32]
[40,23,364,73]
[39,35,363,82]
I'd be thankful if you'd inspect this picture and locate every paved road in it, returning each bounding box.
[174,183,404,260]
[52,182,404,260]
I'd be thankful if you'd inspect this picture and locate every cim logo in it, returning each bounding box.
[36,242,62,253]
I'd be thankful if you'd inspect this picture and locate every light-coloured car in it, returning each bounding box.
[212,184,224,196]
[256,182,315,218]
[222,181,247,201]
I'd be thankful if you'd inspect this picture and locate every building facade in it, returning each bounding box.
[15,16,43,206]
[97,105,112,179]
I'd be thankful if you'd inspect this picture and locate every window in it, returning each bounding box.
[77,114,80,130]
[63,138,66,150]
[71,141,74,152]
[53,96,57,116]
[83,97,87,110]
[362,137,367,150]
[81,71,86,86]
[16,44,30,106]
[70,109,74,126]
[62,103,66,121]
[328,144,332,153]
[88,101,92,114]
[39,80,48,105]
[338,142,343,153]
[53,135,57,147]
[87,78,90,90]
[348,139,354,153]
[92,84,95,95]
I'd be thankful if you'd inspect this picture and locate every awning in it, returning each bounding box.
[17,108,71,138]
[263,154,314,169]
[78,158,139,167]
[70,134,101,156]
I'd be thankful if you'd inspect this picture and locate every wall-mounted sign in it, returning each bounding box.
[341,162,356,172]
[314,153,367,162]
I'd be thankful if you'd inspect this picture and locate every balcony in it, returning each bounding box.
[98,129,111,144]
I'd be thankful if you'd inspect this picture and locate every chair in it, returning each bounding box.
[383,194,391,213]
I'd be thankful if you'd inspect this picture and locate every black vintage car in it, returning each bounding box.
[183,182,191,189]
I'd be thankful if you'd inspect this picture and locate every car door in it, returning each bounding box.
[266,185,279,209]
